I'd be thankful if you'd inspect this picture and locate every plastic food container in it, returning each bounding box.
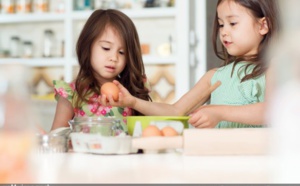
[68,116,135,154]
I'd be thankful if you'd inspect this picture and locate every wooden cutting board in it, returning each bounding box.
[132,128,270,155]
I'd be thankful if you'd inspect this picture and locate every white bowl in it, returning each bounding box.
[70,133,135,154]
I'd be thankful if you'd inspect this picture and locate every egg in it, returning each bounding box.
[161,126,178,136]
[100,82,119,101]
[142,125,162,137]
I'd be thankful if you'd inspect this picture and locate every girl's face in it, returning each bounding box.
[91,25,126,84]
[217,0,266,57]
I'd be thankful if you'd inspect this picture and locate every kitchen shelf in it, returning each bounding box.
[0,8,176,24]
[69,55,177,66]
[0,13,66,24]
[71,7,176,20]
[0,58,66,67]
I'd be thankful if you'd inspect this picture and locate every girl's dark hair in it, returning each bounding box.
[212,0,280,81]
[75,9,151,115]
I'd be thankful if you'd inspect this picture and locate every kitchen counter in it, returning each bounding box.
[30,151,274,183]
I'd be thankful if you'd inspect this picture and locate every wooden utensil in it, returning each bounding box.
[132,128,270,155]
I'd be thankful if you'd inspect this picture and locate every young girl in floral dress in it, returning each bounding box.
[51,9,151,132]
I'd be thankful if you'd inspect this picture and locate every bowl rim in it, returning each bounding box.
[125,116,190,119]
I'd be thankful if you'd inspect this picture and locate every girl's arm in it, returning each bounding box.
[188,103,266,128]
[189,67,272,128]
[99,69,217,116]
[51,96,74,131]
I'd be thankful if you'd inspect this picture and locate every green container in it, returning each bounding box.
[126,116,190,136]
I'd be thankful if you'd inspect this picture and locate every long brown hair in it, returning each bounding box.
[212,0,280,81]
[75,9,151,115]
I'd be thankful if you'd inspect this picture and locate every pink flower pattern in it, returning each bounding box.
[57,88,68,98]
[54,80,134,125]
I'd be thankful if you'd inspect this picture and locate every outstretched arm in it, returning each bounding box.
[99,69,219,116]
[188,103,266,128]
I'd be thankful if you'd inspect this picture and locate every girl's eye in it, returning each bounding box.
[218,24,224,28]
[102,47,110,51]
[230,22,237,26]
[119,51,124,55]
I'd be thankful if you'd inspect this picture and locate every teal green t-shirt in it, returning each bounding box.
[211,62,265,128]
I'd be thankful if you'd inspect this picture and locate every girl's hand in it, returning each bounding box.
[98,80,136,108]
[188,105,221,128]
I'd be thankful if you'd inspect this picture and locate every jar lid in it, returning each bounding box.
[68,116,123,136]
[44,29,53,34]
[23,41,32,45]
[11,36,20,40]
[72,116,119,123]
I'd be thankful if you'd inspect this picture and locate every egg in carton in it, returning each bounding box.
[133,120,184,138]
[132,120,185,154]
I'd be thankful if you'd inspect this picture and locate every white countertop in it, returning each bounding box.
[30,152,274,183]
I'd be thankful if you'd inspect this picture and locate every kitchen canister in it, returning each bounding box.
[43,29,54,57]
[16,0,32,13]
[10,36,21,58]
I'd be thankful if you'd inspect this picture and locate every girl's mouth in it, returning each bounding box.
[223,41,232,47]
[105,66,115,72]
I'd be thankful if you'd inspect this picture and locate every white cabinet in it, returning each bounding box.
[0,0,191,101]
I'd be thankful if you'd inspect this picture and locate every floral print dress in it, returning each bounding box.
[53,80,132,133]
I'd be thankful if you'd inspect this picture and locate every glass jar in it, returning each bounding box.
[55,0,64,13]
[34,0,48,13]
[1,0,15,14]
[43,29,54,57]
[74,0,92,11]
[22,41,33,58]
[68,116,124,136]
[10,36,21,58]
[16,0,32,13]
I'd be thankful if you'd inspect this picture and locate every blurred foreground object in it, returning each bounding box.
[0,64,36,183]
[267,0,300,183]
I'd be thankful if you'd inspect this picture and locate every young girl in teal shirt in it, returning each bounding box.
[99,0,279,128]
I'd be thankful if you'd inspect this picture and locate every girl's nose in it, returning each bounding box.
[110,53,117,62]
[220,27,229,37]
[221,30,228,37]
[110,58,117,62]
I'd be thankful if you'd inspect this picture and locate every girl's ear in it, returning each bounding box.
[259,17,269,35]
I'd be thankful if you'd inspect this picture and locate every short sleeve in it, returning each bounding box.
[53,80,75,102]
[238,79,262,103]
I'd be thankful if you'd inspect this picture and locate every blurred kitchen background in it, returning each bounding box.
[0,0,222,131]
[2,0,300,182]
